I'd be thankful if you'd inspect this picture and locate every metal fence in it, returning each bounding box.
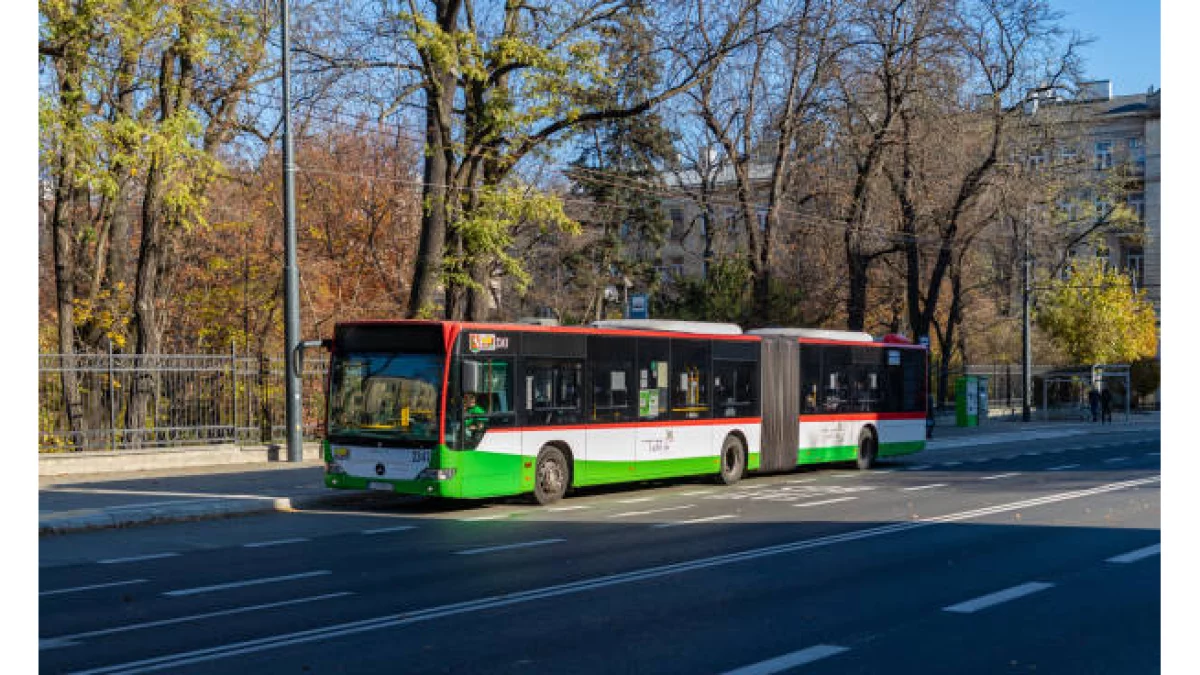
[38,348,328,453]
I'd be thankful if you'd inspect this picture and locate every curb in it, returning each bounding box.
[38,492,365,536]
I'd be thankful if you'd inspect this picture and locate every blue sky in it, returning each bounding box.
[1047,0,1161,95]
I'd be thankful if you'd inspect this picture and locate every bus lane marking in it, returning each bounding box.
[943,582,1054,613]
[1106,543,1160,564]
[75,477,1158,674]
[456,539,565,556]
[97,553,179,565]
[722,644,850,674]
[163,571,331,598]
[40,579,148,597]
[652,515,736,529]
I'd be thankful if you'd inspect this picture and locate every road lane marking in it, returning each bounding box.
[455,539,565,556]
[163,571,331,598]
[941,461,962,467]
[617,497,654,504]
[979,473,1021,481]
[680,490,715,496]
[40,579,147,597]
[902,483,947,492]
[1104,456,1129,463]
[870,469,896,474]
[829,474,860,479]
[722,645,850,674]
[242,538,309,548]
[77,476,1158,674]
[905,465,932,471]
[40,593,352,649]
[652,515,736,529]
[1022,452,1042,456]
[943,582,1054,613]
[546,505,591,512]
[786,478,816,484]
[1146,452,1160,457]
[1106,543,1161,564]
[460,513,511,521]
[610,505,695,518]
[793,497,857,508]
[97,553,179,565]
[1046,464,1079,471]
[361,525,417,535]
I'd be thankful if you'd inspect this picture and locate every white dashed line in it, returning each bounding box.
[680,490,715,497]
[546,505,591,512]
[41,579,147,597]
[941,461,962,467]
[793,497,858,508]
[97,553,180,564]
[943,582,1054,613]
[722,645,850,674]
[652,515,737,529]
[906,465,933,471]
[361,525,417,535]
[871,469,896,474]
[243,538,309,548]
[1104,456,1129,463]
[617,497,655,504]
[1106,543,1161,564]
[164,571,331,598]
[1022,452,1042,456]
[1046,464,1080,471]
[1146,452,1160,457]
[610,505,695,518]
[786,478,816,484]
[455,538,565,556]
[460,514,511,522]
[979,473,1021,481]
[902,483,947,492]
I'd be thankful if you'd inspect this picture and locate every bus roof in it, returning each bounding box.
[746,327,875,342]
[590,319,743,335]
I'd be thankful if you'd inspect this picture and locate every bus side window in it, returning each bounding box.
[524,359,583,426]
[590,336,636,422]
[800,347,821,414]
[670,339,711,419]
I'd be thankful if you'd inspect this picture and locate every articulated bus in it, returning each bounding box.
[320,319,927,504]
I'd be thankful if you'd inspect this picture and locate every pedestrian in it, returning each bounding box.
[1101,388,1113,424]
[1088,388,1100,422]
[926,394,935,439]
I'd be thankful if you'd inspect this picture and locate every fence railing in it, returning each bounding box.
[38,349,328,453]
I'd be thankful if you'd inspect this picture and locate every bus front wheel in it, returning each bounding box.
[856,428,878,470]
[534,445,570,505]
[719,434,746,485]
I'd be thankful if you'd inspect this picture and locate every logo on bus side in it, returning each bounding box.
[468,333,509,353]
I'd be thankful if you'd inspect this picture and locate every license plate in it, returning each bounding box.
[368,481,394,492]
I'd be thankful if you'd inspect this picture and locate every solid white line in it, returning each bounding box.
[1106,543,1161,564]
[361,525,417,535]
[902,483,947,492]
[617,497,654,504]
[906,464,932,471]
[455,539,565,556]
[242,538,309,548]
[1046,464,1079,471]
[793,497,857,508]
[163,571,331,597]
[546,505,591,512]
[41,593,353,648]
[943,582,1054,613]
[652,515,736,529]
[40,579,147,597]
[681,490,716,496]
[75,476,1158,675]
[722,645,850,674]
[1104,456,1129,463]
[610,505,695,518]
[97,553,179,565]
[979,473,1021,481]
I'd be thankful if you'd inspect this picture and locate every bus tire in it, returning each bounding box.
[718,434,746,485]
[856,427,878,470]
[534,445,570,505]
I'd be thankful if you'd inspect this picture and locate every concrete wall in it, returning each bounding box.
[38,442,324,476]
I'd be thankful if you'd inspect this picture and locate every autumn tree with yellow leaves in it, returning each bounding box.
[1036,259,1158,365]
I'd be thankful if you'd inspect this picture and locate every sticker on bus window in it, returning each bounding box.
[639,390,659,417]
[469,334,496,352]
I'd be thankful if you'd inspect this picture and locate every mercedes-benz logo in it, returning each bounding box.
[375,463,386,476]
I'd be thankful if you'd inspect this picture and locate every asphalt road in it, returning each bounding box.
[39,428,1161,674]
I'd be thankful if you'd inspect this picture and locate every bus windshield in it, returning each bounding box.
[328,352,442,445]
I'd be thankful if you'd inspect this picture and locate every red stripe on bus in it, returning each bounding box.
[484,417,763,433]
[799,412,926,422]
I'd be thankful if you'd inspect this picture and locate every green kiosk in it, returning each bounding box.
[955,375,989,427]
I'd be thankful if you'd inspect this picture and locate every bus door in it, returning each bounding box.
[585,336,637,484]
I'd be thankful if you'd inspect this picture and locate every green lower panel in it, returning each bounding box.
[879,440,926,457]
[576,453,749,486]
[797,440,926,466]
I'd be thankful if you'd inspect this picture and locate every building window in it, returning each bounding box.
[1127,193,1145,221]
[1028,151,1046,170]
[1124,246,1145,291]
[668,207,686,240]
[1094,140,1113,170]
[1128,137,1145,173]
[756,207,768,231]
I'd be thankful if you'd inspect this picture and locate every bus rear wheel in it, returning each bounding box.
[856,428,878,470]
[534,445,569,505]
[719,434,746,485]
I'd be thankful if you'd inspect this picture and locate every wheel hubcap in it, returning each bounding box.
[540,458,563,493]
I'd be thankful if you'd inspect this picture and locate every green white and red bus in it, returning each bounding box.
[319,319,927,504]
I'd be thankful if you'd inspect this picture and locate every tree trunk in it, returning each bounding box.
[52,151,84,448]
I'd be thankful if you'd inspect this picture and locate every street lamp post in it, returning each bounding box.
[281,0,303,461]
[1021,215,1032,422]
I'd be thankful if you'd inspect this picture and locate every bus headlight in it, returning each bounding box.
[417,468,456,481]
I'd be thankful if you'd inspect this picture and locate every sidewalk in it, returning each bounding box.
[39,413,1160,535]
